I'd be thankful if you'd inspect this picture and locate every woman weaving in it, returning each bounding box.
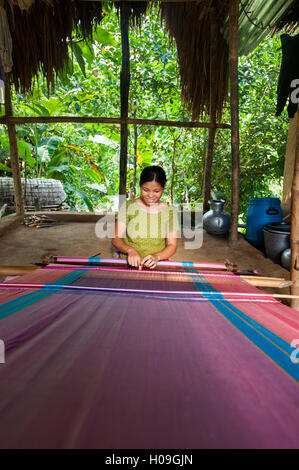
[112,166,178,269]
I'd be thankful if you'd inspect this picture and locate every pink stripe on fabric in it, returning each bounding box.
[55,256,228,270]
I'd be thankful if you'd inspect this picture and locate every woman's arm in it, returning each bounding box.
[141,231,178,269]
[112,220,142,268]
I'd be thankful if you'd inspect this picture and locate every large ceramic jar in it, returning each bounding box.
[203,200,230,236]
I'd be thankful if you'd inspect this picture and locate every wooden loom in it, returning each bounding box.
[0,257,299,449]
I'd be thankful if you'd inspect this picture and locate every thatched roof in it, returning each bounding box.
[1,0,299,120]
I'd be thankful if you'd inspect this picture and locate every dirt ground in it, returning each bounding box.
[0,212,290,285]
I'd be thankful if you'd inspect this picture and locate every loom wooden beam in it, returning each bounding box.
[228,0,240,248]
[119,2,130,199]
[0,116,231,129]
[242,278,292,288]
[0,266,38,276]
[4,74,25,217]
[203,7,217,213]
[290,112,299,310]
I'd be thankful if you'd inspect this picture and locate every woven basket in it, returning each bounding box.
[0,177,66,210]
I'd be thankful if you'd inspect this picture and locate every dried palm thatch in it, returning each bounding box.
[72,0,104,39]
[114,1,149,28]
[6,0,104,93]
[273,0,299,34]
[160,0,229,121]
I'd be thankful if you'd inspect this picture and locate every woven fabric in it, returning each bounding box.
[0,266,299,448]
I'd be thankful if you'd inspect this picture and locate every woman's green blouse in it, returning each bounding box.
[117,199,179,259]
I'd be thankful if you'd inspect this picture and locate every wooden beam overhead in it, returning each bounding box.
[0,116,231,129]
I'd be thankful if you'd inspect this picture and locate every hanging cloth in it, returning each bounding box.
[0,5,13,73]
[276,34,299,118]
[9,0,34,10]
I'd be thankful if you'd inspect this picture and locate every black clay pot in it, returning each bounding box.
[281,248,291,271]
[263,222,290,264]
[203,200,230,236]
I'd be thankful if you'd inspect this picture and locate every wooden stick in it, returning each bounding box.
[0,204,7,218]
[240,275,286,281]
[0,266,38,275]
[4,74,25,216]
[244,279,292,288]
[228,0,240,248]
[0,116,231,129]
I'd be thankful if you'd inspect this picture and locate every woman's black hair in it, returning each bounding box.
[139,165,166,188]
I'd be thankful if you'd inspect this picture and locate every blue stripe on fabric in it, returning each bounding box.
[88,257,101,263]
[187,270,292,353]
[0,270,86,321]
[188,270,299,383]
[182,261,194,267]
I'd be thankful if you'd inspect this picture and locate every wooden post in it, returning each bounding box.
[4,73,24,216]
[203,8,217,214]
[119,2,130,201]
[282,114,296,217]
[290,112,299,309]
[228,0,240,247]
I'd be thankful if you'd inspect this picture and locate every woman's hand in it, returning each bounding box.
[127,248,142,269]
[141,254,159,270]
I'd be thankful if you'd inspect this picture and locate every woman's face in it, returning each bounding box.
[140,180,164,206]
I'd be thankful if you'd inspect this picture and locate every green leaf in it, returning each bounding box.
[75,189,94,211]
[48,149,67,167]
[24,103,50,116]
[89,134,119,148]
[40,136,63,157]
[37,145,50,162]
[47,164,70,174]
[71,42,86,77]
[86,183,107,192]
[80,40,95,65]
[85,167,103,184]
[0,163,12,172]
[93,27,118,47]
[17,140,35,167]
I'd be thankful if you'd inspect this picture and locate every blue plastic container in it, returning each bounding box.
[246,198,282,249]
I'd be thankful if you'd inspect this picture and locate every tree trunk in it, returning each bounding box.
[228,0,240,247]
[119,2,130,201]
[4,73,24,216]
[282,113,296,217]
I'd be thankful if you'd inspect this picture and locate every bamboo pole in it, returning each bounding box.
[0,116,231,129]
[119,2,130,199]
[290,111,299,309]
[4,74,24,216]
[228,0,240,247]
[203,8,217,213]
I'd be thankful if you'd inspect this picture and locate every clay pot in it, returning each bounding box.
[203,200,230,236]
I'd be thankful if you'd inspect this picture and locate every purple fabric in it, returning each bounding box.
[0,269,299,448]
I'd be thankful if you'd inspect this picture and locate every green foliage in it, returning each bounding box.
[0,7,289,216]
